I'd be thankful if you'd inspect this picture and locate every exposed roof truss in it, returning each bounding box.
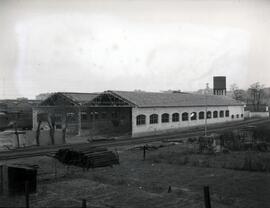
[88,92,134,107]
[39,93,77,106]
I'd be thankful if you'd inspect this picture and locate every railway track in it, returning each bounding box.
[0,118,269,161]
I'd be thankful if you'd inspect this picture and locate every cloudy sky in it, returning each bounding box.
[1,0,270,99]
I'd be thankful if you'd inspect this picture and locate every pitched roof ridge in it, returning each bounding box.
[111,90,189,94]
[107,91,138,107]
[60,92,99,95]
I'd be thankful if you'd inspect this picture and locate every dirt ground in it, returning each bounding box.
[1,142,270,208]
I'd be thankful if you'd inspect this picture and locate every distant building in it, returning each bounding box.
[244,104,269,118]
[0,99,40,130]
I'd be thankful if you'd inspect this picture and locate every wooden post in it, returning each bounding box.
[62,127,66,144]
[54,159,57,179]
[168,186,172,193]
[14,122,20,148]
[48,115,55,145]
[25,181,29,208]
[203,186,211,208]
[90,111,95,140]
[62,115,67,144]
[143,145,146,161]
[35,121,41,146]
[82,199,87,208]
[78,108,82,136]
[204,83,209,136]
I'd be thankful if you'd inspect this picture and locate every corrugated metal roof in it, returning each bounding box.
[59,92,99,105]
[109,91,244,107]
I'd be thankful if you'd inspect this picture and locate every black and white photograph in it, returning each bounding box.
[0,0,270,207]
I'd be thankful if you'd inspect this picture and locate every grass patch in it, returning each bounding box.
[148,146,270,172]
[91,173,127,186]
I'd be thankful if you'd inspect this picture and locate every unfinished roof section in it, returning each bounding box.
[39,92,99,106]
[88,90,244,107]
[88,91,135,107]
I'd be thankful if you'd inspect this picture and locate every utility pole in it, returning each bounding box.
[78,107,82,136]
[204,83,208,136]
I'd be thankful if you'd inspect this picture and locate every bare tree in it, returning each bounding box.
[247,82,265,111]
[230,83,239,92]
[230,83,246,102]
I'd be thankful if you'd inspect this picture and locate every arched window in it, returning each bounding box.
[172,113,179,122]
[236,114,239,118]
[213,111,218,118]
[150,114,158,124]
[161,113,169,123]
[136,114,146,125]
[219,110,224,118]
[241,114,243,118]
[225,110,230,117]
[190,112,197,120]
[207,111,212,119]
[199,111,204,120]
[182,112,189,121]
[231,115,234,119]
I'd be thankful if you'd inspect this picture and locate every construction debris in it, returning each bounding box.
[54,147,119,169]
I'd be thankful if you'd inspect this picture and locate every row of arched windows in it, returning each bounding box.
[136,110,231,125]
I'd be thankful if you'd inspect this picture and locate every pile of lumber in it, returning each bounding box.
[54,147,119,169]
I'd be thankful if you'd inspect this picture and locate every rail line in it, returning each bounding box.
[0,118,269,161]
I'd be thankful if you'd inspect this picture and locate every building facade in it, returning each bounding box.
[88,91,245,137]
[32,92,98,135]
[132,105,244,136]
[0,99,40,130]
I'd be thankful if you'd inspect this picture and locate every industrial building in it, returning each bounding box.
[32,92,99,135]
[32,76,245,138]
[0,99,40,130]
[87,90,245,137]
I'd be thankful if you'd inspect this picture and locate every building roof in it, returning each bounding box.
[60,92,99,105]
[106,90,244,107]
[0,99,40,113]
[39,92,99,106]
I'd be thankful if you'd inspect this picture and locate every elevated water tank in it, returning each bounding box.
[213,76,226,95]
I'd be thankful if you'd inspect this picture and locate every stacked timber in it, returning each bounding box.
[54,147,119,169]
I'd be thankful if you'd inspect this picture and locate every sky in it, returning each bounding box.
[1,0,270,99]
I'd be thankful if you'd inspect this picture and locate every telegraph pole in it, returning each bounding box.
[204,83,208,136]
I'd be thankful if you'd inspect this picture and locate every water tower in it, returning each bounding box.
[213,76,226,96]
